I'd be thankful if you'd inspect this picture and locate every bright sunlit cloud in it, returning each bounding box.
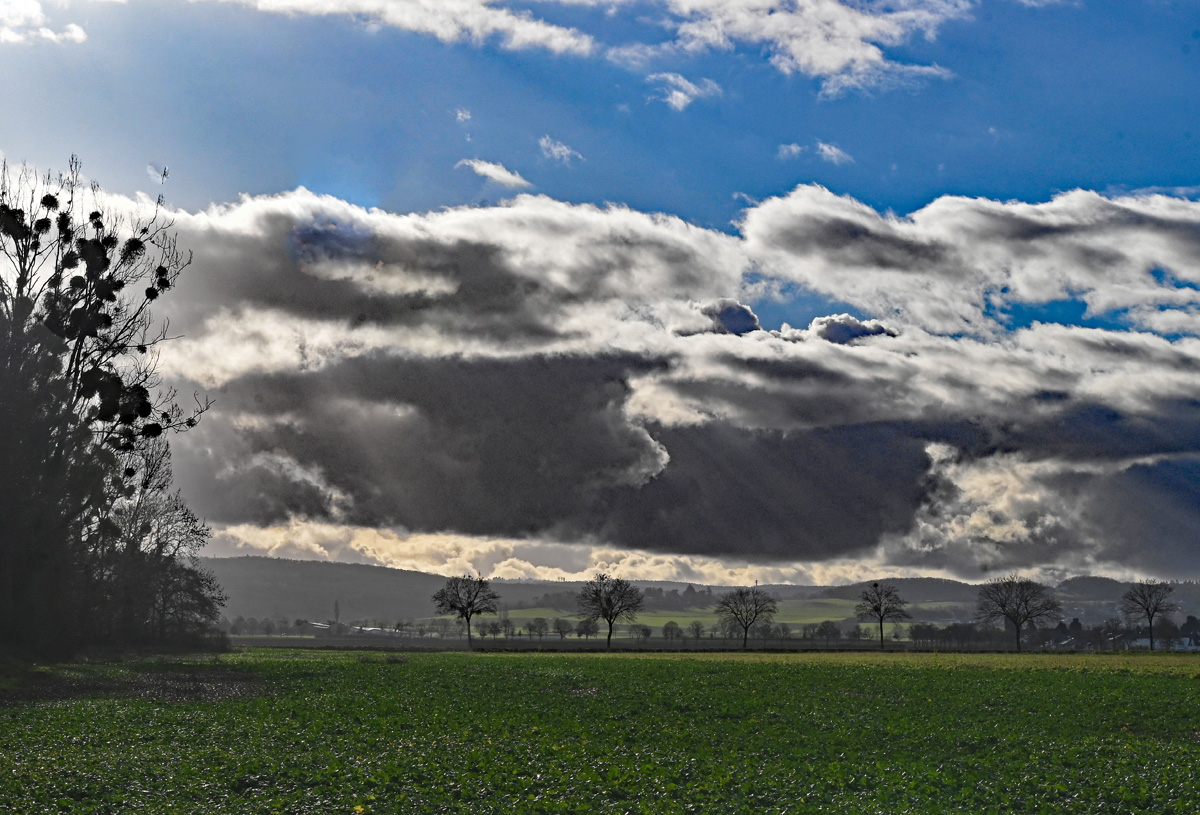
[455,158,533,188]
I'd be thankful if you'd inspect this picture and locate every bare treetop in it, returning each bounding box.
[975,574,1062,651]
[432,574,500,646]
[855,582,911,649]
[577,573,644,648]
[715,586,778,649]
[1120,580,1178,651]
[1,157,208,436]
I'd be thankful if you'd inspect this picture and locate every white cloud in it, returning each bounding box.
[646,72,722,110]
[609,0,964,95]
[455,107,471,122]
[455,158,532,188]
[675,0,963,95]
[539,135,582,164]
[777,143,804,160]
[207,0,595,55]
[0,0,86,43]
[815,141,854,165]
[20,0,1039,97]
[741,185,1200,335]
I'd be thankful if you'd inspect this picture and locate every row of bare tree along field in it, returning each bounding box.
[226,571,1197,652]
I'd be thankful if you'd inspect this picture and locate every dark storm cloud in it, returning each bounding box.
[1079,456,1200,576]
[154,187,1200,576]
[175,213,564,342]
[592,422,936,560]
[699,299,762,335]
[1002,399,1200,463]
[174,352,672,535]
[807,314,898,344]
[170,192,743,347]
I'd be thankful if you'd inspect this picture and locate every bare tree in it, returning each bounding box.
[527,617,549,640]
[687,620,706,641]
[1120,580,1179,651]
[552,617,573,639]
[662,621,682,642]
[432,575,500,646]
[714,586,778,649]
[855,582,912,649]
[975,574,1061,651]
[577,573,644,648]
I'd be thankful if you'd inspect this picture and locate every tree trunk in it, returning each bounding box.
[742,627,748,649]
[606,620,614,648]
[879,619,885,649]
[1148,615,1155,651]
[0,552,14,650]
[465,614,473,646]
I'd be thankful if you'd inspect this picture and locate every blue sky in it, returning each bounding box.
[6,0,1199,227]
[5,0,1200,583]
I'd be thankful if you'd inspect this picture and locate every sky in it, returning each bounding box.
[4,0,1200,585]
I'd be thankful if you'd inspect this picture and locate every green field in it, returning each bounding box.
[2,650,1198,813]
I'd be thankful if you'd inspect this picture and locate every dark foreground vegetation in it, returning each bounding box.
[0,160,221,659]
[1,649,1197,813]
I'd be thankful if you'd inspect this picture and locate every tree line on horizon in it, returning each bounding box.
[0,159,223,659]
[424,572,1192,652]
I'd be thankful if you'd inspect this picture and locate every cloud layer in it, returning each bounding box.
[144,182,1200,581]
[17,0,977,95]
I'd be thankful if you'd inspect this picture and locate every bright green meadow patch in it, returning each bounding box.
[1,650,1197,813]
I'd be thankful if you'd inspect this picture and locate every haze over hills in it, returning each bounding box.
[201,557,1200,627]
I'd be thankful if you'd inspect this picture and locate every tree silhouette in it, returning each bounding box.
[975,574,1061,651]
[102,438,220,642]
[0,158,213,657]
[576,573,644,648]
[432,574,499,646]
[714,586,778,649]
[1119,580,1178,651]
[815,620,841,644]
[855,582,912,649]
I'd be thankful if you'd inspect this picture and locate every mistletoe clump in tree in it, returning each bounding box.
[0,158,217,657]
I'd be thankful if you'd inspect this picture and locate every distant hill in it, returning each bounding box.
[200,556,452,623]
[1056,576,1127,601]
[200,557,728,623]
[199,556,1191,627]
[820,578,979,604]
